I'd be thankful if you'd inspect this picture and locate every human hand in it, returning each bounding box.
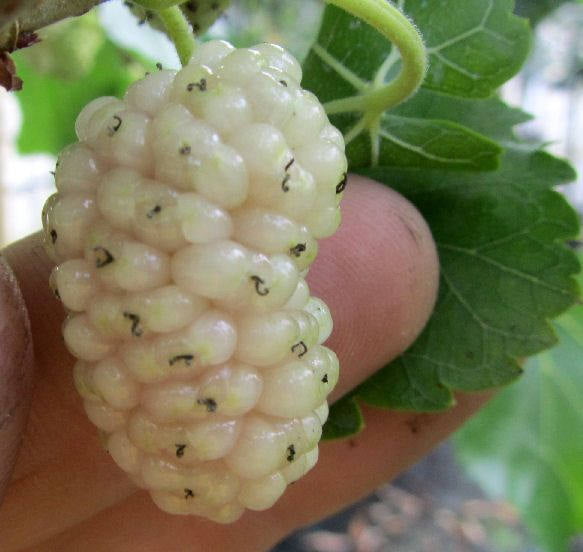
[0,175,491,551]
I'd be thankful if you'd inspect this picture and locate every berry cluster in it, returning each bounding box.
[125,1,230,36]
[43,40,347,522]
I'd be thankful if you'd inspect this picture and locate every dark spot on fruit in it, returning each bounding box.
[50,170,55,176]
[281,173,291,192]
[156,62,163,70]
[50,229,57,244]
[179,144,192,155]
[250,275,269,296]
[184,488,195,499]
[169,354,194,366]
[322,373,328,383]
[146,205,162,218]
[286,444,296,462]
[187,78,207,92]
[289,243,306,257]
[93,247,114,268]
[197,397,218,412]
[175,444,187,458]
[291,341,308,358]
[123,312,143,337]
[54,287,61,300]
[279,79,288,87]
[107,115,122,137]
[336,172,347,194]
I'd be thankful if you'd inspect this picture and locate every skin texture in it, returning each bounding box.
[0,256,34,502]
[0,175,491,551]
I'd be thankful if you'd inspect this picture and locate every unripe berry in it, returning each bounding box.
[124,1,230,38]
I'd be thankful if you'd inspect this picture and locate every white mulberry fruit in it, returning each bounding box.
[42,40,347,523]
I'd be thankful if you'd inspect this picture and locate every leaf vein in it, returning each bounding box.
[426,0,494,54]
[431,51,481,81]
[440,269,549,342]
[402,355,444,405]
[311,42,369,91]
[378,128,472,164]
[370,125,381,167]
[439,243,573,297]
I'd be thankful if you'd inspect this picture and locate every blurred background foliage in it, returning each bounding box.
[454,250,583,552]
[515,0,571,24]
[2,1,583,551]
[12,0,323,156]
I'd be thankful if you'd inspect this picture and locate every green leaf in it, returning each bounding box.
[322,396,364,440]
[514,0,570,26]
[366,147,578,194]
[345,114,501,170]
[324,144,579,432]
[355,147,580,411]
[454,260,583,551]
[303,1,531,103]
[302,7,392,92]
[308,0,580,434]
[392,88,531,143]
[405,0,532,98]
[14,39,143,155]
[301,1,529,171]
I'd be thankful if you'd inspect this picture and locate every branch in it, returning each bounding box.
[0,0,107,51]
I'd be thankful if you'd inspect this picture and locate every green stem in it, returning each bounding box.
[324,0,427,114]
[158,6,196,66]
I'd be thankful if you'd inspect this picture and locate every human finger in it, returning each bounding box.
[0,256,34,505]
[14,175,444,551]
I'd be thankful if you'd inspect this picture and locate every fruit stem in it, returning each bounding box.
[158,5,196,65]
[324,0,427,114]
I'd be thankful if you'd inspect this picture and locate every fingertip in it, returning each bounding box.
[308,175,439,396]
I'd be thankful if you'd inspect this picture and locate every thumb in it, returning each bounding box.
[0,254,34,504]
